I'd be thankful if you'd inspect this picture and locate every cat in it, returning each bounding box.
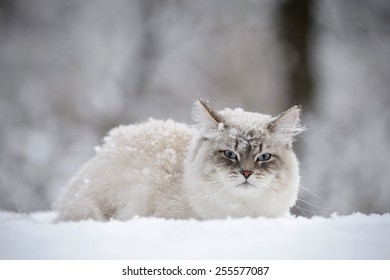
[55,99,303,221]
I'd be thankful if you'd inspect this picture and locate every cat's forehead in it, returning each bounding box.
[219,108,274,129]
[216,108,275,152]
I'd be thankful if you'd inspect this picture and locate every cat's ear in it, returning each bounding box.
[267,106,304,144]
[192,99,224,130]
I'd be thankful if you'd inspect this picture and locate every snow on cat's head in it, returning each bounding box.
[185,99,304,219]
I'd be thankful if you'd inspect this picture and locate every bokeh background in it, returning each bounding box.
[1,0,389,216]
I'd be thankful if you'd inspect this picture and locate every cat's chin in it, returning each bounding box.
[237,182,255,188]
[232,182,257,193]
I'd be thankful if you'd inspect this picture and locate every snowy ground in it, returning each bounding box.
[0,211,389,260]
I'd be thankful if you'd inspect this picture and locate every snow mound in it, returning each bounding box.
[0,211,389,259]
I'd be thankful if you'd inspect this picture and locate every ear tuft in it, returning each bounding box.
[192,99,223,129]
[268,106,304,143]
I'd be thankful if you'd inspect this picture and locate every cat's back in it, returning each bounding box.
[102,119,194,166]
[56,119,195,221]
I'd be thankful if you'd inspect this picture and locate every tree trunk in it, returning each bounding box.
[277,0,316,112]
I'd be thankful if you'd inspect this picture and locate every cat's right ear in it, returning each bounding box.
[192,99,224,131]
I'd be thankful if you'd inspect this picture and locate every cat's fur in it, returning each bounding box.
[56,100,303,221]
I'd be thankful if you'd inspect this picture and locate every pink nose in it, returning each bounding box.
[240,170,253,179]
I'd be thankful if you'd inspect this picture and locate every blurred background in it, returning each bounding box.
[0,0,389,216]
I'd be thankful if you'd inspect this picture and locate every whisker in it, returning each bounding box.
[297,198,323,210]
[298,185,333,213]
[261,183,326,217]
[293,204,323,214]
[292,205,309,218]
[299,185,324,201]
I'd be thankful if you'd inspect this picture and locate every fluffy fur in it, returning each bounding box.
[56,100,303,221]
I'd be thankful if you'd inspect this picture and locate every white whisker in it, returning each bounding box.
[297,198,324,210]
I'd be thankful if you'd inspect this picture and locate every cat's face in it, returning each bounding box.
[186,99,303,218]
[206,124,286,192]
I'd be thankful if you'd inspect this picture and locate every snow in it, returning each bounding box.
[1,211,389,260]
[219,108,273,130]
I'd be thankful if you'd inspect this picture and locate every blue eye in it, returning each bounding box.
[257,153,271,162]
[223,150,237,160]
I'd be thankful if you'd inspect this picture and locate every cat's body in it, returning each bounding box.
[56,100,303,221]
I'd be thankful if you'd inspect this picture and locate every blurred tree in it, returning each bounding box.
[276,0,316,111]
[0,0,16,24]
[134,0,161,100]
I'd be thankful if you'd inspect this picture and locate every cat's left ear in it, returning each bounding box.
[267,106,304,144]
[192,99,224,131]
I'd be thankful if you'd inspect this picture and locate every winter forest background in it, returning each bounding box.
[0,0,389,217]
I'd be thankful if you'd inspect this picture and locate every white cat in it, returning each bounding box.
[56,99,303,221]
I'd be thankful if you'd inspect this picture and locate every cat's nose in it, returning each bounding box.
[240,170,253,179]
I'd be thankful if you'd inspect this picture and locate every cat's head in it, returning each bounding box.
[186,99,304,218]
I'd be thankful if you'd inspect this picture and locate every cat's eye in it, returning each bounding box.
[223,150,238,160]
[257,153,271,162]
